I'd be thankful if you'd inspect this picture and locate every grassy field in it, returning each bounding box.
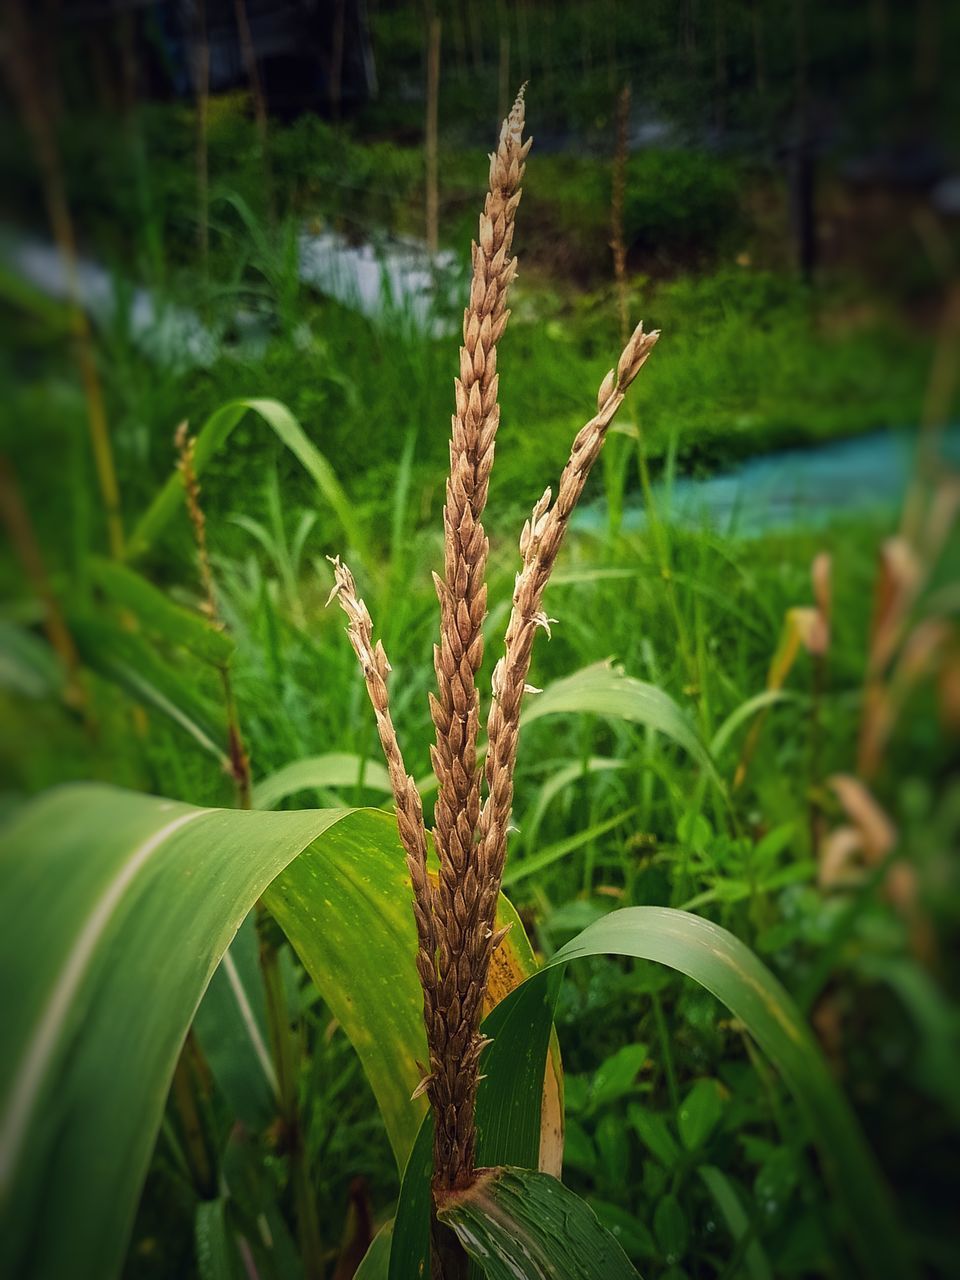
[1,29,959,1277]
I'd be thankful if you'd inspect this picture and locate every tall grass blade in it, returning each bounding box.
[126,399,364,562]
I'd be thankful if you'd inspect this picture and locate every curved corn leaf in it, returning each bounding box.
[417,661,718,798]
[0,787,549,1280]
[0,786,347,1280]
[389,907,911,1280]
[522,662,718,784]
[252,753,392,809]
[70,615,230,765]
[438,1167,639,1279]
[87,556,234,666]
[126,398,364,562]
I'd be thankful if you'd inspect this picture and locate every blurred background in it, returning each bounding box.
[1,1,959,1277]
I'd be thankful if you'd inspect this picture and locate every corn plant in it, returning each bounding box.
[0,95,915,1280]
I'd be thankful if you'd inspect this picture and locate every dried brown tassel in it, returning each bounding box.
[427,86,530,1191]
[325,559,439,1033]
[326,94,662,1232]
[474,323,660,972]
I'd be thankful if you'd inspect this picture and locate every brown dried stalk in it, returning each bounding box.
[326,559,438,1015]
[427,86,530,1190]
[175,423,251,807]
[328,94,660,1228]
[611,83,631,347]
[474,321,659,967]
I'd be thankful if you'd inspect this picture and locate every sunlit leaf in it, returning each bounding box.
[252,753,392,809]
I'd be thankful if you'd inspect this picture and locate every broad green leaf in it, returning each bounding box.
[699,1165,773,1280]
[0,786,346,1280]
[547,908,913,1280]
[88,556,234,665]
[437,1167,639,1279]
[522,662,719,785]
[252,753,392,809]
[0,787,547,1280]
[677,1078,724,1151]
[126,398,364,562]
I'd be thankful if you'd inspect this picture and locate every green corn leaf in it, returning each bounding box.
[539,908,912,1280]
[126,398,364,562]
[87,556,234,665]
[70,614,230,764]
[522,662,718,785]
[391,906,912,1280]
[0,787,545,1280]
[437,1167,640,1279]
[252,753,392,809]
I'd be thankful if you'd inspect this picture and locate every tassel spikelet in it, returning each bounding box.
[327,90,659,1221]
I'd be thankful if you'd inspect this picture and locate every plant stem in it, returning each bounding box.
[3,0,124,558]
[425,16,441,254]
[652,990,680,1115]
[0,457,87,715]
[233,0,275,221]
[192,0,210,287]
[170,1029,216,1198]
[258,919,324,1279]
[636,437,697,690]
